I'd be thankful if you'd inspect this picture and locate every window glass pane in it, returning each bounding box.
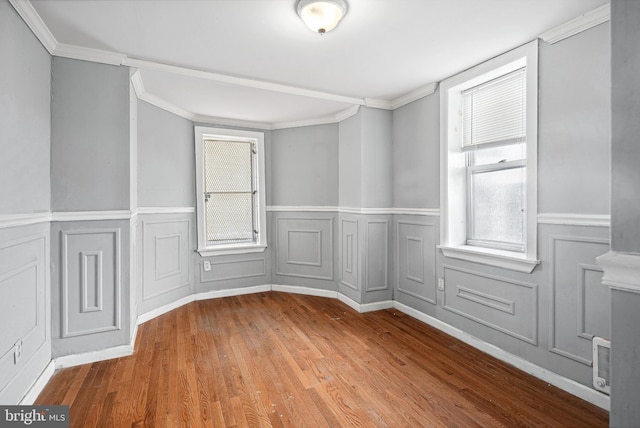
[206,193,253,243]
[471,143,525,166]
[470,167,525,246]
[204,140,253,192]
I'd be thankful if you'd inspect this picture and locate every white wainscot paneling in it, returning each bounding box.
[201,258,266,282]
[276,217,334,280]
[340,218,358,290]
[142,219,191,300]
[365,220,389,292]
[549,235,610,365]
[0,234,47,393]
[62,229,121,338]
[396,221,437,304]
[443,265,538,345]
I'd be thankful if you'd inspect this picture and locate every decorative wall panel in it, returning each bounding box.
[549,235,610,365]
[340,219,358,290]
[142,219,191,300]
[365,220,388,292]
[0,234,47,392]
[61,229,121,338]
[276,217,334,280]
[443,265,538,345]
[396,221,437,304]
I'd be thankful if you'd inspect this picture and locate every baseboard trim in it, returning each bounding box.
[195,285,272,301]
[19,361,56,405]
[138,295,195,325]
[392,301,610,411]
[271,284,338,299]
[54,344,134,370]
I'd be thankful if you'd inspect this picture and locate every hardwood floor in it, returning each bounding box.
[36,292,608,427]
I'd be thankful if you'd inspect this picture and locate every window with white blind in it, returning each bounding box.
[439,41,539,273]
[195,126,266,257]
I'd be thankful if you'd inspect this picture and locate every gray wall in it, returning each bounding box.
[611,0,640,253]
[361,107,393,209]
[338,112,362,208]
[0,1,51,215]
[138,101,195,208]
[51,57,130,212]
[270,124,338,207]
[50,58,133,357]
[0,1,52,404]
[610,1,640,425]
[391,23,612,392]
[538,22,610,214]
[392,93,440,209]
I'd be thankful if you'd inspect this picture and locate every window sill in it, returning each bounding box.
[197,244,267,258]
[438,245,539,273]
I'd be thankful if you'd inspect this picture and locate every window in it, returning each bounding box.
[439,41,539,273]
[195,126,267,256]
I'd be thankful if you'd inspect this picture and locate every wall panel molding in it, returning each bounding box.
[200,258,266,283]
[286,230,322,267]
[549,235,610,365]
[142,219,191,300]
[340,218,358,290]
[80,250,103,313]
[443,265,538,345]
[364,220,389,292]
[396,221,437,304]
[61,229,121,338]
[275,217,334,281]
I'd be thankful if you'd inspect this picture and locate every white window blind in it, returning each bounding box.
[462,67,526,149]
[203,139,255,244]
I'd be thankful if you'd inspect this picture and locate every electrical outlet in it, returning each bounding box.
[438,278,445,291]
[13,340,22,364]
[203,261,211,272]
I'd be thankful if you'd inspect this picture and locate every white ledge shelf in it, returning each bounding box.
[438,245,540,273]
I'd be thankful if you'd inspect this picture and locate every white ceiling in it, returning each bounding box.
[26,0,609,128]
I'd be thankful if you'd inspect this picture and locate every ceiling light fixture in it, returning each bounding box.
[296,0,348,34]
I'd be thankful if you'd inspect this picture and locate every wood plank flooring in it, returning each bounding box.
[36,292,608,427]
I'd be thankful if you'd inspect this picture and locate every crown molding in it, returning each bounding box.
[364,98,393,110]
[190,112,273,131]
[130,69,145,97]
[391,82,438,109]
[53,43,127,66]
[122,57,365,107]
[334,104,360,122]
[539,4,610,45]
[8,0,57,54]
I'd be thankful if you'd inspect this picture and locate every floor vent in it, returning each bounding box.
[592,336,610,395]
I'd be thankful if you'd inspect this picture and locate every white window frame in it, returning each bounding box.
[439,41,539,273]
[194,126,267,257]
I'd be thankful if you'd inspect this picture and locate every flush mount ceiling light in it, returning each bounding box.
[296,0,348,34]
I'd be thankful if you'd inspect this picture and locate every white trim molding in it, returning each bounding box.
[54,344,134,369]
[0,212,51,229]
[439,245,540,274]
[538,213,611,227]
[8,0,56,54]
[19,361,56,405]
[53,43,126,66]
[597,251,640,294]
[391,82,438,110]
[267,206,339,213]
[393,301,609,411]
[392,208,441,217]
[539,4,610,45]
[137,207,195,215]
[52,210,132,222]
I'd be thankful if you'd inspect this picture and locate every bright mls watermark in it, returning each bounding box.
[0,406,69,427]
